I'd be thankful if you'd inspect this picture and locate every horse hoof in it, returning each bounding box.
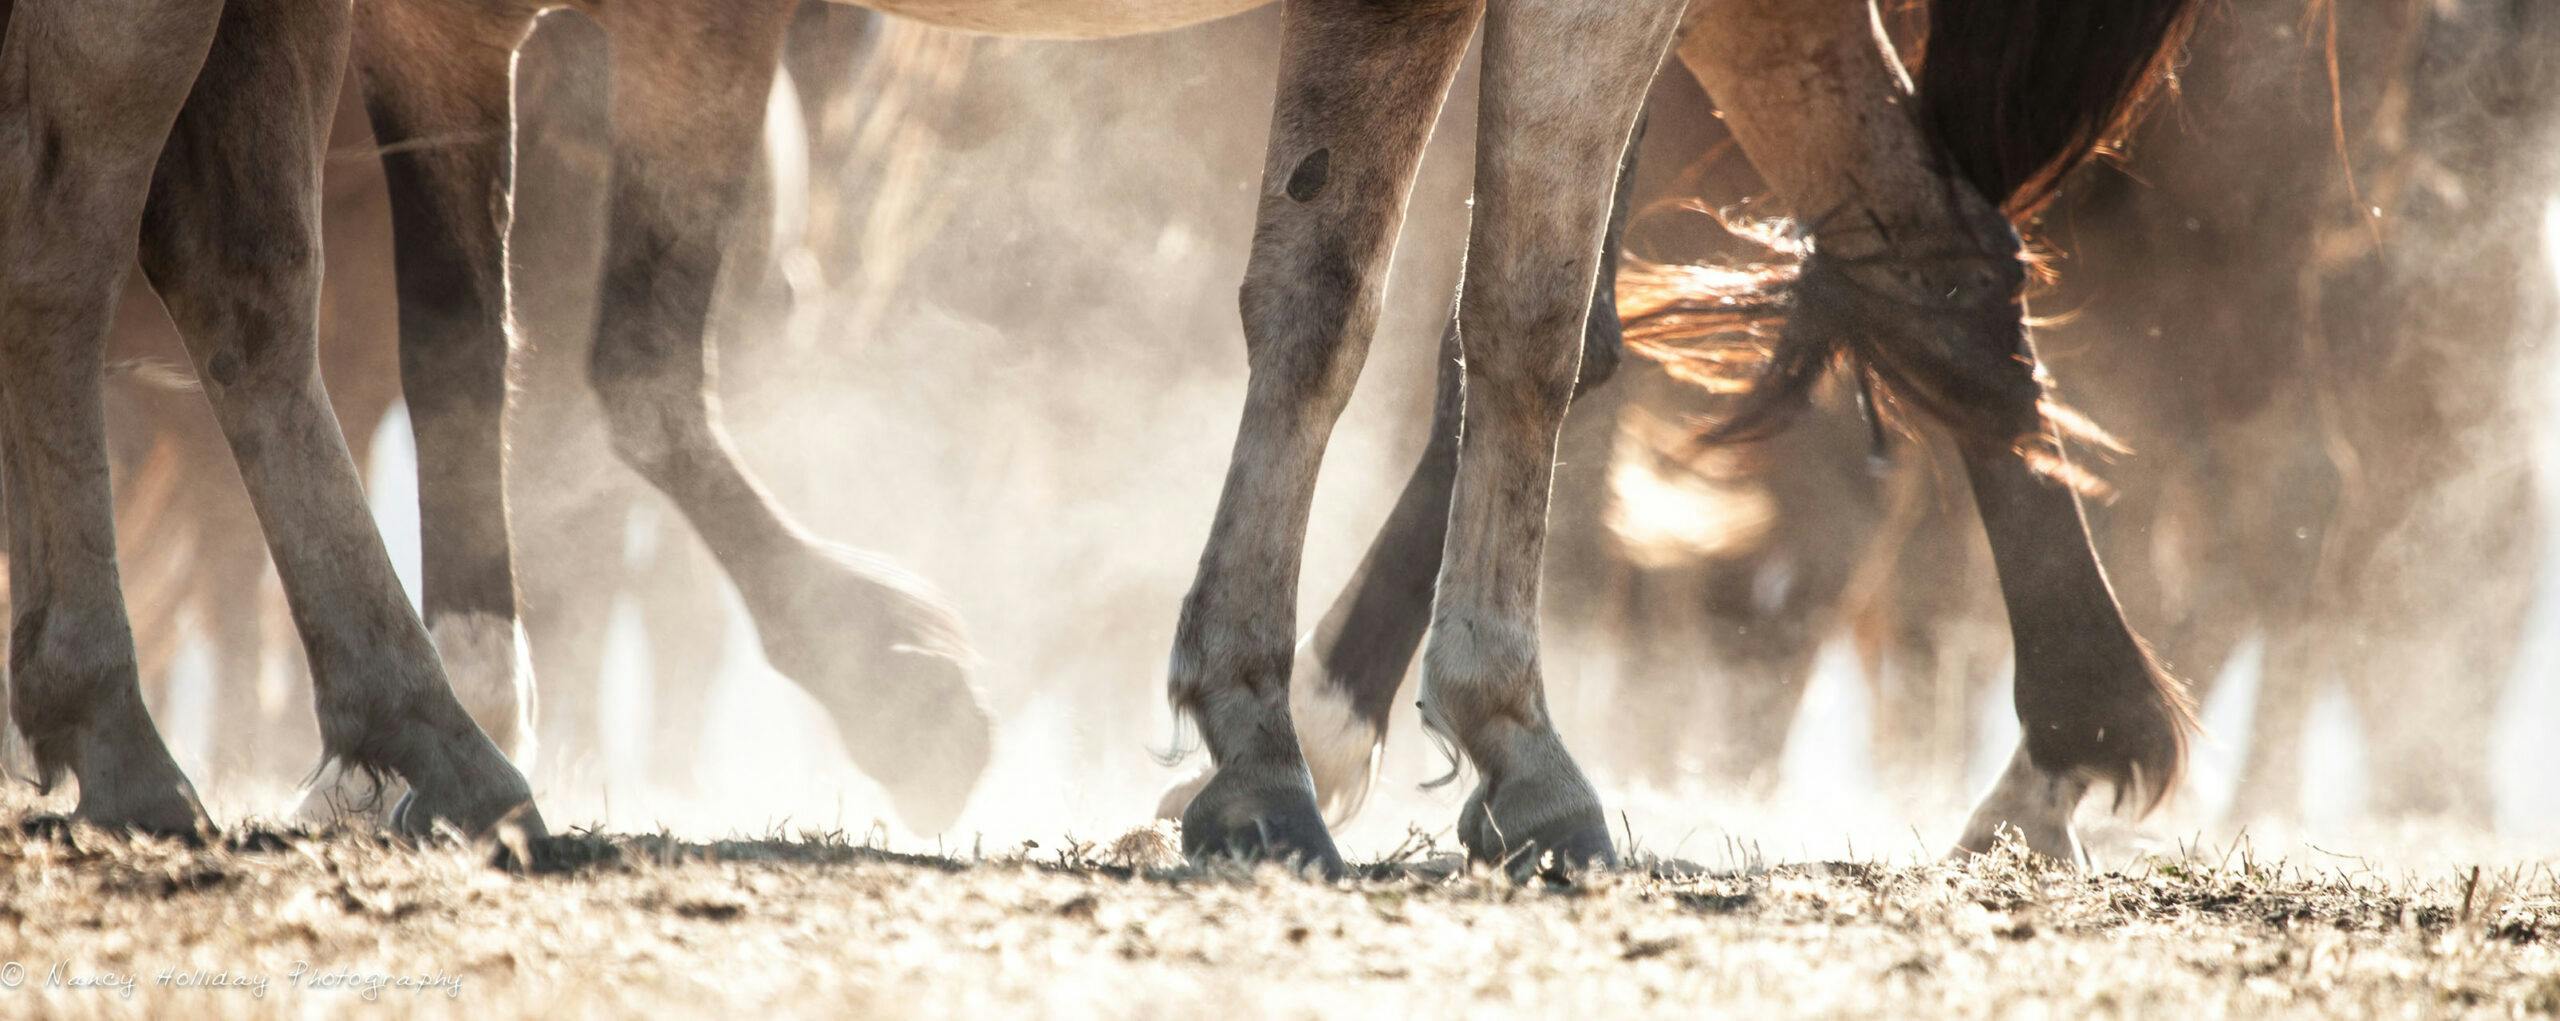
[1178,759,1344,879]
[1949,744,2090,868]
[52,717,207,839]
[378,720,549,846]
[836,650,991,838]
[19,814,77,846]
[19,810,205,848]
[754,544,992,836]
[1453,725,1615,880]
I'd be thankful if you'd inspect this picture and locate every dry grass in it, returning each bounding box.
[3,787,2557,1020]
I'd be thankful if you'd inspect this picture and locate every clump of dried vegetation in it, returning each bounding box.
[0,790,2554,1018]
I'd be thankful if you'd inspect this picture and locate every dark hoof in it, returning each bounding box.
[1458,771,1616,881]
[377,720,550,848]
[19,814,77,847]
[18,812,208,848]
[1178,761,1345,879]
[223,828,297,854]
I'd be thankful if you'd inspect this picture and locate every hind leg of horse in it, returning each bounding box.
[1423,0,1684,875]
[1686,0,2185,864]
[1165,0,1481,874]
[2345,570,2528,827]
[199,522,274,788]
[351,2,543,806]
[1951,445,2188,864]
[579,0,991,836]
[1161,126,1642,825]
[0,0,221,834]
[137,0,539,839]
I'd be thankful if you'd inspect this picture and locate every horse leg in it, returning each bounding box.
[2227,624,2320,824]
[1686,0,2190,863]
[0,0,221,834]
[1167,0,1482,873]
[640,527,728,797]
[1420,0,1683,875]
[349,1,546,810]
[577,0,992,835]
[1950,443,2192,863]
[1162,115,1643,825]
[198,515,272,787]
[135,0,539,839]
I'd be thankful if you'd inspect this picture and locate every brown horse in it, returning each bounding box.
[1592,0,2558,829]
[5,0,2192,877]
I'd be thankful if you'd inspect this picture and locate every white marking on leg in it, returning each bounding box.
[1290,632,1382,823]
[429,611,538,768]
[292,759,403,828]
[1953,742,2092,867]
[1155,634,1384,826]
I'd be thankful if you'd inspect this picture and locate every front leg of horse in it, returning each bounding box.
[0,0,228,837]
[146,0,543,842]
[1168,0,1481,877]
[1159,106,1641,828]
[1423,0,1685,880]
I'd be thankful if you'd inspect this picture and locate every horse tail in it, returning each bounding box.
[1916,0,2204,217]
[1621,0,2203,451]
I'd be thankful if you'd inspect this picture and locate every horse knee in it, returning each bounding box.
[1235,246,1375,418]
[1464,297,1586,425]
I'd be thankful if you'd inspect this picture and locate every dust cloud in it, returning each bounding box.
[115,4,2560,871]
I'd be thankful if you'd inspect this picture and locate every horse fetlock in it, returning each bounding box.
[1155,634,1385,828]
[1165,620,1295,757]
[1417,615,1543,760]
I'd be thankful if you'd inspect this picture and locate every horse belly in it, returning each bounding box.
[841,0,1269,39]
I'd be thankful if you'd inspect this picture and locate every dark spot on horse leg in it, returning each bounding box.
[33,123,62,187]
[1285,148,1330,202]
[206,351,242,387]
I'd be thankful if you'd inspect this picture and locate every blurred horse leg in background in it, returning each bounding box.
[2321,0,2560,826]
[575,0,991,836]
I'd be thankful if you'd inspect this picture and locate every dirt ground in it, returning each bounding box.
[2,788,2557,1020]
